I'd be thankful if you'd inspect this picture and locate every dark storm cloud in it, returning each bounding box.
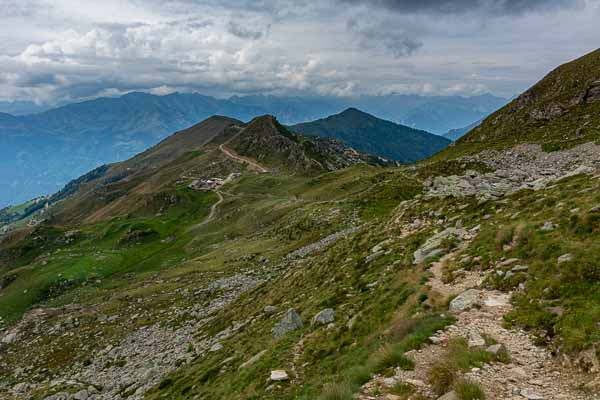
[347,18,422,57]
[338,0,584,15]
[228,21,266,40]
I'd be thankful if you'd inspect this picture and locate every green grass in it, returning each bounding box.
[0,188,216,322]
[454,380,486,400]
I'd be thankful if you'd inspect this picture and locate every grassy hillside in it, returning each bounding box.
[292,108,450,163]
[2,51,600,399]
[437,48,600,160]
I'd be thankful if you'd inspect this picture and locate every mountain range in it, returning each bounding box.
[0,92,499,207]
[1,49,599,400]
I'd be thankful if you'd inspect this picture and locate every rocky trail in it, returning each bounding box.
[359,231,598,400]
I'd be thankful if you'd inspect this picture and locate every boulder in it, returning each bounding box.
[272,308,303,338]
[449,289,480,313]
[312,308,335,326]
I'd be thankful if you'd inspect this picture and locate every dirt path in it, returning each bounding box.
[360,240,596,400]
[188,191,224,231]
[219,142,268,173]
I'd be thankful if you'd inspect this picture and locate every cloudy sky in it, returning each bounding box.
[1,0,599,104]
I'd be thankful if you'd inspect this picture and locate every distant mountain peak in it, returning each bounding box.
[292,110,450,163]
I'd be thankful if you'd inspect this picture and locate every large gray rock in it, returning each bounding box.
[449,289,480,313]
[312,308,335,326]
[272,308,303,338]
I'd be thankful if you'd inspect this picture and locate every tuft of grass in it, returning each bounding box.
[454,380,486,400]
[370,343,415,373]
[344,366,371,387]
[390,382,415,399]
[319,382,354,400]
[429,360,457,396]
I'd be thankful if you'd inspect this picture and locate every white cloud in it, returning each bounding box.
[0,0,599,104]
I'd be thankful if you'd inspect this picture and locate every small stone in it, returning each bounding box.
[468,330,486,348]
[405,378,426,387]
[73,390,89,400]
[557,254,573,264]
[429,336,442,345]
[270,370,289,381]
[264,305,278,314]
[541,221,555,231]
[512,265,529,272]
[520,388,544,399]
[487,344,504,355]
[437,390,458,400]
[312,309,335,326]
[12,382,28,393]
[504,271,515,280]
[209,342,224,352]
[1,332,17,344]
[498,258,520,267]
[239,350,267,370]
